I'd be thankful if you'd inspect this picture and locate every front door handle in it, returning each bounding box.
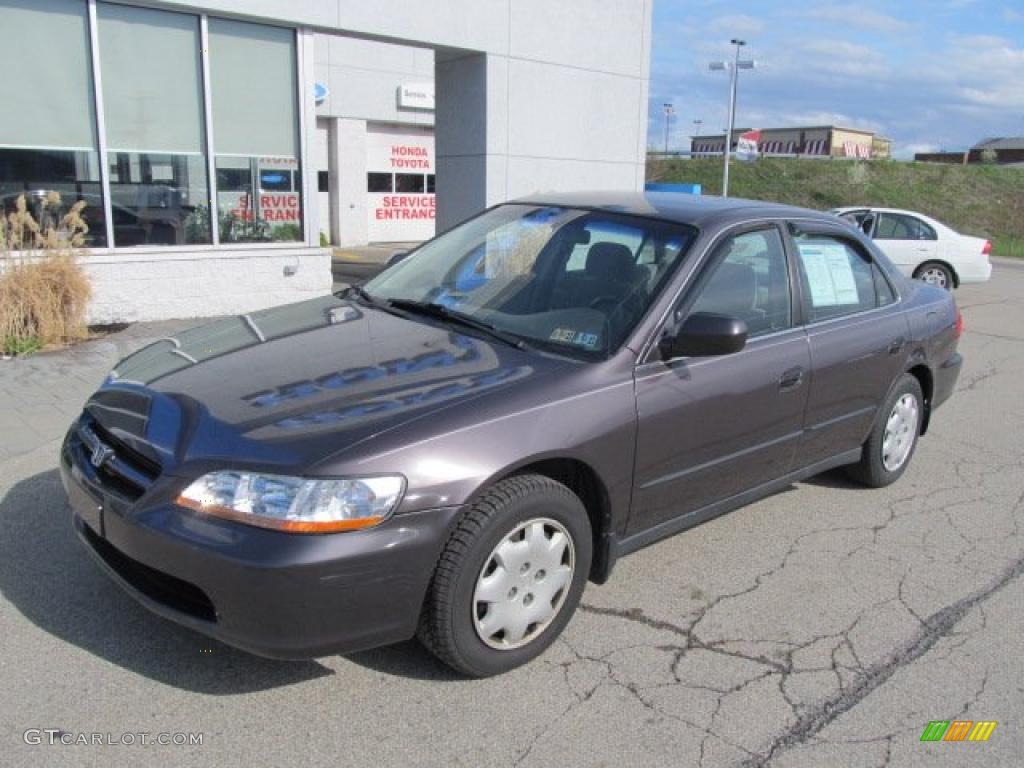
[888,337,906,354]
[778,366,804,391]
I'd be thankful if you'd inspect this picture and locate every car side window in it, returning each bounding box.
[793,233,879,322]
[914,218,937,240]
[873,263,897,306]
[875,213,936,241]
[687,228,792,338]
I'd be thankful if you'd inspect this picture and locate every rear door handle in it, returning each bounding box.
[888,337,906,354]
[778,367,804,391]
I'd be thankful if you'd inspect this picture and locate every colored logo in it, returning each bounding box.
[313,81,329,104]
[920,721,997,742]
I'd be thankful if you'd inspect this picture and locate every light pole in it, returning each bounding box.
[692,119,703,156]
[662,103,675,153]
[709,40,756,196]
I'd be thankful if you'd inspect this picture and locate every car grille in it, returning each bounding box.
[76,417,160,501]
[81,523,217,623]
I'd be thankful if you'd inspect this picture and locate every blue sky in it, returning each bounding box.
[647,1,1024,157]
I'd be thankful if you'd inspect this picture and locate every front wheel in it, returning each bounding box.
[418,474,592,677]
[846,374,923,488]
[914,261,955,290]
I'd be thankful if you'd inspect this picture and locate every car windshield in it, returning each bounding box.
[363,204,698,358]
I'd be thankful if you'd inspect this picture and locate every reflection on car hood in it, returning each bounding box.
[84,295,559,476]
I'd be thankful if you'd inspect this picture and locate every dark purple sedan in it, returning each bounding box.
[61,193,962,676]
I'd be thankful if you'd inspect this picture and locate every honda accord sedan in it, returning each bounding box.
[61,193,963,676]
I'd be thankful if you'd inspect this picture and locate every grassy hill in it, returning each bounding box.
[647,157,1024,258]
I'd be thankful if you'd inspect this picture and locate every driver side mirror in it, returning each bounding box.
[659,312,748,361]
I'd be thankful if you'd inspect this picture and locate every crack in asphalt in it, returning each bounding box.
[740,554,1024,767]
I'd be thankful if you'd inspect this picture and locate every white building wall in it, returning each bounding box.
[329,118,369,246]
[84,248,329,324]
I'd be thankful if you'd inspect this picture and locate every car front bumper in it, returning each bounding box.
[60,430,461,660]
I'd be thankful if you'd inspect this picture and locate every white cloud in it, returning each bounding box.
[918,34,1024,110]
[808,4,909,32]
[795,40,890,76]
[707,14,765,37]
[896,142,944,159]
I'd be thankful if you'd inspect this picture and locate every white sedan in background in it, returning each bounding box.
[832,207,992,290]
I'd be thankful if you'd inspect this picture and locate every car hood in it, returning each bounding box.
[83,295,560,477]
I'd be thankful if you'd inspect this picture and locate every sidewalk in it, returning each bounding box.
[331,242,420,285]
[0,319,200,464]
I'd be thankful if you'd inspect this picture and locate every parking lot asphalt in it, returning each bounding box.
[2,262,1022,767]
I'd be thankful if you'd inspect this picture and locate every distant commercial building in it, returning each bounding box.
[691,126,891,159]
[914,137,1024,165]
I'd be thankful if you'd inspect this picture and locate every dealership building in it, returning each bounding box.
[0,0,652,322]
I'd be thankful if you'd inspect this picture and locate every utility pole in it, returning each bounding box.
[662,103,675,154]
[709,40,756,196]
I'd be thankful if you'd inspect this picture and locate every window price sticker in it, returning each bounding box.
[798,244,859,307]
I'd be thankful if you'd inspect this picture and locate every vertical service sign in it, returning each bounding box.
[366,126,436,242]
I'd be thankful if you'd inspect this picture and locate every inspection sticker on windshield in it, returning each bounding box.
[550,327,600,349]
[798,244,860,307]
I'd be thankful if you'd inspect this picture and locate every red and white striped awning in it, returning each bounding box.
[803,139,827,155]
[758,140,797,155]
[843,141,872,159]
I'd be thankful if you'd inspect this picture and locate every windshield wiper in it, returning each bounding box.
[385,299,526,350]
[341,284,411,319]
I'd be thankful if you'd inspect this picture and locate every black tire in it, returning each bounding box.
[913,261,955,291]
[417,474,592,677]
[845,374,924,488]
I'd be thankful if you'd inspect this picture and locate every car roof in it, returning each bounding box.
[510,191,839,230]
[833,206,952,230]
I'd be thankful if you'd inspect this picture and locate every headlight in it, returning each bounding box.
[176,472,405,533]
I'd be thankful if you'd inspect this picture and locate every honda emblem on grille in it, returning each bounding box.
[90,442,115,469]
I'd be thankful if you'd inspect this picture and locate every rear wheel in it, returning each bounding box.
[418,474,592,677]
[846,374,923,488]
[914,261,955,290]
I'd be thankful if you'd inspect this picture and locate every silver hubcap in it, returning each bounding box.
[920,267,948,288]
[882,393,919,471]
[473,518,575,650]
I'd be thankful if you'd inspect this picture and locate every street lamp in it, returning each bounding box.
[662,103,675,154]
[709,39,756,196]
[692,119,703,156]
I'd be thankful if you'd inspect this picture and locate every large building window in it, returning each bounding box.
[209,20,303,243]
[0,2,304,250]
[0,0,106,246]
[97,3,210,246]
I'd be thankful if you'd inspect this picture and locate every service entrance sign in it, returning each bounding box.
[737,130,761,162]
[366,126,436,242]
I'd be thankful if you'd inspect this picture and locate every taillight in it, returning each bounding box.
[982,240,992,256]
[954,307,964,338]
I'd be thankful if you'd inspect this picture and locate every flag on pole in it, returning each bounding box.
[736,130,761,162]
